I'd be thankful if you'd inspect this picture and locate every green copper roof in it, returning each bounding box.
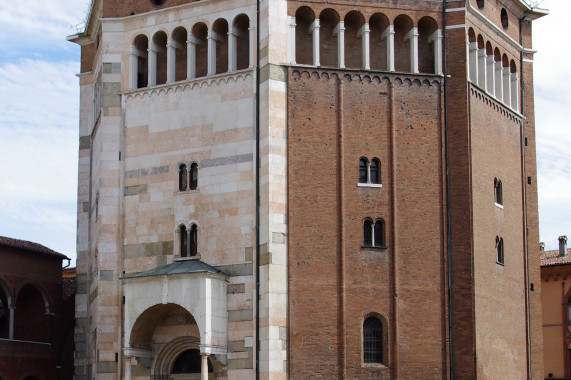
[124,259,228,279]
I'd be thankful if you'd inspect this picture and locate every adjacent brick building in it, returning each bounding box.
[68,0,546,378]
[541,236,571,379]
[0,237,75,380]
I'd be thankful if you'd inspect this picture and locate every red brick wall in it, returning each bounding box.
[287,69,445,379]
[0,247,74,380]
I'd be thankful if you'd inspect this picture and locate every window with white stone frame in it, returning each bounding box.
[358,157,382,187]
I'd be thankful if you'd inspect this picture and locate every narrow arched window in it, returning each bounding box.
[567,298,571,324]
[364,317,383,364]
[363,219,373,246]
[190,163,198,190]
[496,236,504,265]
[494,178,502,205]
[359,158,368,183]
[180,225,188,257]
[370,158,380,184]
[179,164,187,191]
[374,219,385,247]
[190,224,198,257]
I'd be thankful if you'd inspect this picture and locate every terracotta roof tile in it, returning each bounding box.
[0,236,68,259]
[540,248,571,267]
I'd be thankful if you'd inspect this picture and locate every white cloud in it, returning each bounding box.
[0,58,79,262]
[532,0,571,250]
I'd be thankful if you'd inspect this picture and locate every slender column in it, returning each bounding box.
[207,34,216,76]
[366,162,371,183]
[9,306,14,339]
[228,31,237,71]
[469,42,478,83]
[167,38,176,84]
[249,26,255,68]
[129,46,139,89]
[201,353,210,380]
[187,39,196,79]
[478,48,487,90]
[288,16,296,64]
[333,21,345,68]
[429,29,442,75]
[358,23,370,70]
[494,61,503,100]
[486,55,495,96]
[148,42,157,86]
[404,27,419,73]
[382,25,395,72]
[502,67,511,106]
[310,19,320,66]
[510,72,519,111]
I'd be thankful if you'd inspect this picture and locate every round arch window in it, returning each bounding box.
[476,0,484,10]
[150,0,166,5]
[501,8,509,29]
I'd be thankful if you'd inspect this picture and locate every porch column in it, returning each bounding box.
[228,30,237,72]
[201,353,210,380]
[9,306,14,339]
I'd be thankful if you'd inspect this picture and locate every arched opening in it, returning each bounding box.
[14,284,48,342]
[172,27,188,82]
[192,23,208,78]
[363,316,383,363]
[180,225,188,257]
[190,224,198,257]
[133,34,149,88]
[468,28,477,82]
[359,157,368,184]
[363,218,373,246]
[153,31,168,85]
[213,19,229,74]
[502,53,510,104]
[369,13,389,71]
[129,304,204,379]
[374,219,386,247]
[485,41,494,94]
[0,280,10,339]
[476,34,485,87]
[130,304,199,351]
[190,163,198,190]
[178,163,187,191]
[477,0,484,10]
[510,59,518,109]
[319,9,340,68]
[370,158,380,184]
[496,236,504,265]
[171,349,214,379]
[233,14,250,70]
[344,11,365,69]
[417,16,437,74]
[295,7,314,65]
[393,15,413,72]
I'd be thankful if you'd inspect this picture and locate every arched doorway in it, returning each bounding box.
[170,349,213,379]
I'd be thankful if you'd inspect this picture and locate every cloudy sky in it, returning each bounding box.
[0,0,566,264]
